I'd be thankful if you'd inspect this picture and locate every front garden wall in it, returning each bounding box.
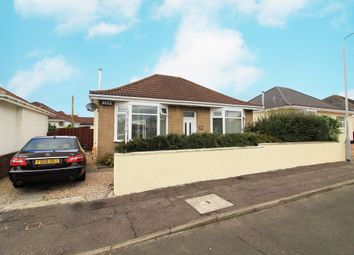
[114,133,345,196]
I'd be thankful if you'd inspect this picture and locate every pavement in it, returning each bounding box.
[0,153,113,212]
[111,183,354,255]
[0,162,354,254]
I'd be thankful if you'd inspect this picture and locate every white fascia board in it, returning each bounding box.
[0,94,54,116]
[88,94,261,111]
[254,105,354,114]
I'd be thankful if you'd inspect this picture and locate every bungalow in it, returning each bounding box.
[249,86,354,139]
[89,74,261,159]
[0,87,52,178]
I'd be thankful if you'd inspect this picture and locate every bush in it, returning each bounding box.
[116,133,277,153]
[245,111,340,142]
[99,154,114,167]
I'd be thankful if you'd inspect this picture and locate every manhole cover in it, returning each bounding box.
[185,194,233,214]
[25,222,42,230]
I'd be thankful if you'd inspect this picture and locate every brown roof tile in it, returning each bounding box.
[90,74,254,106]
[74,116,93,125]
[0,86,29,104]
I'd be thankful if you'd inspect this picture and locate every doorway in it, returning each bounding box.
[183,111,196,136]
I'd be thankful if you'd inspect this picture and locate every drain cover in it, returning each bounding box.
[25,222,42,230]
[185,194,233,214]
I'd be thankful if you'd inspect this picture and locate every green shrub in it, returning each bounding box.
[245,111,340,142]
[99,154,114,167]
[116,133,277,153]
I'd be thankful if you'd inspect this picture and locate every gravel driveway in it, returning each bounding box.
[0,154,114,211]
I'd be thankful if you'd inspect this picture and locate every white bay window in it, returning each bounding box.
[116,103,168,142]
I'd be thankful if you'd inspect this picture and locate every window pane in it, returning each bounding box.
[213,118,223,134]
[225,118,242,134]
[161,108,167,114]
[337,117,345,128]
[160,115,167,136]
[22,138,78,151]
[226,111,241,118]
[132,115,157,139]
[118,106,129,113]
[132,105,157,114]
[213,111,222,117]
[183,111,195,117]
[117,114,126,140]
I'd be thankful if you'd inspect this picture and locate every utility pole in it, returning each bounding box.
[343,32,354,162]
[71,95,75,127]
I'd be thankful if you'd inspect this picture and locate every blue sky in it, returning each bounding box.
[1,0,354,116]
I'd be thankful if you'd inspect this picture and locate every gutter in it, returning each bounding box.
[0,94,55,117]
[88,94,262,111]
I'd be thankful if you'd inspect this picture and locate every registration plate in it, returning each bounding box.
[34,159,60,165]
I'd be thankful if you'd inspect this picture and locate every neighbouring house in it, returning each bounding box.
[0,87,52,178]
[249,86,354,139]
[73,116,94,128]
[32,101,93,128]
[89,74,261,159]
[323,95,354,112]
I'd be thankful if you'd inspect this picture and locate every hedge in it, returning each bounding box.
[116,133,278,153]
[245,111,340,142]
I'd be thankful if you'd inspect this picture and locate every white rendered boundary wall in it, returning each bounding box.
[114,135,345,196]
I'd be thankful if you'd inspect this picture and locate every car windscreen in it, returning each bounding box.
[21,138,79,152]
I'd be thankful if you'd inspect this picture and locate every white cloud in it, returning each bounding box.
[146,0,320,93]
[157,0,312,28]
[152,12,262,93]
[257,0,311,27]
[8,56,78,98]
[88,22,126,38]
[14,0,141,36]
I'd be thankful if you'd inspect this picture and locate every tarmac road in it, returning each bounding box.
[112,184,354,255]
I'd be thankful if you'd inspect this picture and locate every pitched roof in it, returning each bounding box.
[90,74,255,107]
[322,95,354,111]
[0,87,52,116]
[32,102,72,121]
[32,102,93,124]
[0,86,29,104]
[249,86,340,111]
[74,116,94,125]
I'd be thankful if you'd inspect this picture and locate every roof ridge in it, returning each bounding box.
[275,86,291,106]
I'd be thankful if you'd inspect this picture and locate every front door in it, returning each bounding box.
[183,111,196,136]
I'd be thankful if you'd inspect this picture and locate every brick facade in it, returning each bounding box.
[168,105,210,134]
[97,104,115,160]
[95,102,255,159]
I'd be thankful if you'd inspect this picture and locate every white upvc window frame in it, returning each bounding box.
[114,101,169,142]
[210,108,244,134]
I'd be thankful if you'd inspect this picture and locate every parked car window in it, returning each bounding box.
[22,138,79,152]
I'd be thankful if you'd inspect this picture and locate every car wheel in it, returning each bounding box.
[76,172,86,182]
[12,182,23,188]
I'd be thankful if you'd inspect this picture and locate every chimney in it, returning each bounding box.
[261,91,265,109]
[98,68,103,90]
